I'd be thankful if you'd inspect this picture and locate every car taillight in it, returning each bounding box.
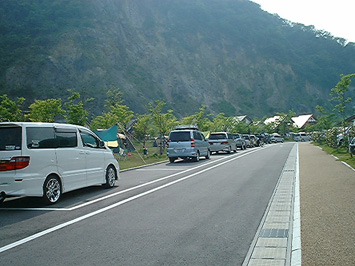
[221,141,228,144]
[191,138,195,147]
[167,139,171,148]
[0,156,30,171]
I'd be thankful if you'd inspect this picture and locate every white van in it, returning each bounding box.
[293,132,312,142]
[0,122,120,204]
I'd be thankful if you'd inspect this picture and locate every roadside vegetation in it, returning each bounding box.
[0,74,354,170]
[116,141,168,171]
[312,142,355,169]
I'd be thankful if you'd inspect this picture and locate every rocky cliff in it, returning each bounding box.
[1,0,354,117]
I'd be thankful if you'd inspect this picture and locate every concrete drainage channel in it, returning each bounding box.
[243,143,301,266]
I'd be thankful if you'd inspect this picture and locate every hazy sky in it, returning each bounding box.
[251,0,355,43]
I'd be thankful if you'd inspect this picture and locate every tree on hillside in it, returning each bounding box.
[179,105,211,131]
[109,103,134,131]
[134,114,152,147]
[90,112,117,131]
[276,110,297,135]
[90,88,134,131]
[90,103,134,131]
[0,94,25,122]
[105,87,123,108]
[27,99,65,122]
[64,91,92,126]
[210,113,228,132]
[148,100,178,155]
[330,74,355,128]
[229,118,249,134]
[308,105,335,131]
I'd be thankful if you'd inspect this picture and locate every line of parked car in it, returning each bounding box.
[166,125,279,163]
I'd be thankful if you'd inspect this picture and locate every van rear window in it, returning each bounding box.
[27,127,56,148]
[0,127,22,150]
[27,127,77,149]
[209,134,226,140]
[169,132,191,142]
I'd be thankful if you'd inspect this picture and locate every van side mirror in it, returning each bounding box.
[99,140,106,148]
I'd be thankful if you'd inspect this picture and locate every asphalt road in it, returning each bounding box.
[0,143,295,265]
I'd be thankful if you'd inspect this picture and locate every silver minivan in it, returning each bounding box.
[208,132,237,153]
[167,126,210,163]
[0,122,120,204]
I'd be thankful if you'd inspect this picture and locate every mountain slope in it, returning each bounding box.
[0,0,354,117]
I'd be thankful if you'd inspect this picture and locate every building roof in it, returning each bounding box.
[291,114,317,129]
[234,115,252,124]
[264,116,282,125]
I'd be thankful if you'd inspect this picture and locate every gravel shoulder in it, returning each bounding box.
[299,142,355,266]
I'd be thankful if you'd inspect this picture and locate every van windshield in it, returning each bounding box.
[169,131,191,142]
[0,127,22,151]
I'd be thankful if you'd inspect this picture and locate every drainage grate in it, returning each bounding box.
[259,229,289,238]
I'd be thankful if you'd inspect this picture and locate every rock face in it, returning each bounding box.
[1,0,354,117]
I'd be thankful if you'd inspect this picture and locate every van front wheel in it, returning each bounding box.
[43,175,62,205]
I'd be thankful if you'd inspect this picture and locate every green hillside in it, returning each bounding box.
[0,0,354,118]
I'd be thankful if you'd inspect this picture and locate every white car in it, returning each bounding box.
[0,122,120,204]
[294,132,312,142]
[270,134,284,143]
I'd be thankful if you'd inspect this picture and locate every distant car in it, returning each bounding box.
[349,137,355,157]
[270,134,284,143]
[233,133,246,150]
[208,132,237,154]
[167,125,210,163]
[294,132,312,142]
[255,133,267,146]
[242,134,253,148]
[249,135,258,147]
[0,122,120,204]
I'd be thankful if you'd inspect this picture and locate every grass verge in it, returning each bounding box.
[312,143,355,169]
[115,143,168,171]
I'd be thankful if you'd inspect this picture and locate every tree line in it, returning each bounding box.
[0,74,354,150]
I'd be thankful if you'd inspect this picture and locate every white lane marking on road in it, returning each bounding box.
[341,161,355,171]
[136,168,187,171]
[0,148,263,254]
[1,150,260,211]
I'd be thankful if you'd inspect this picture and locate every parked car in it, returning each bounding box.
[249,135,258,147]
[294,132,312,142]
[255,133,267,146]
[233,133,246,150]
[242,134,253,148]
[349,137,355,157]
[270,134,284,143]
[0,122,120,204]
[263,133,272,144]
[208,132,237,153]
[167,125,210,163]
